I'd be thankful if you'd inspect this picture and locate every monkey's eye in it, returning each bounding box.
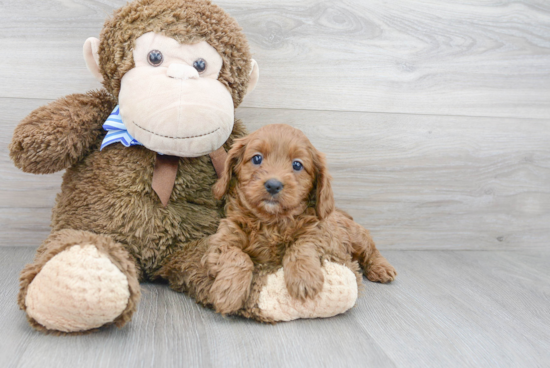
[147,50,163,66]
[292,160,303,171]
[193,58,206,73]
[251,154,263,165]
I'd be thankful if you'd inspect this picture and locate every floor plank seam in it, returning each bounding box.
[236,106,550,121]
[2,97,548,122]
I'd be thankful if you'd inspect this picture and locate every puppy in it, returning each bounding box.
[205,124,397,315]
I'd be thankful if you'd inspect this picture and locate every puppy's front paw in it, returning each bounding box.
[367,260,397,283]
[210,265,254,315]
[284,261,324,301]
[207,246,255,315]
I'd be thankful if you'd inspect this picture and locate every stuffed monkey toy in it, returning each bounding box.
[9,0,358,334]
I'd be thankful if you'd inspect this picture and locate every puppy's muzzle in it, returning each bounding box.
[265,179,283,195]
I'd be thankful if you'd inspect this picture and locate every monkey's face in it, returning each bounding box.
[118,32,235,157]
[84,0,259,157]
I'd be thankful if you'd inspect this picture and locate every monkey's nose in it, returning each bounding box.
[265,179,283,195]
[167,63,199,80]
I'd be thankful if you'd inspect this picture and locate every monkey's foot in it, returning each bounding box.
[257,261,358,321]
[25,244,131,333]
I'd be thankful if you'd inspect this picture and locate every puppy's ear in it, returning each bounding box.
[213,136,249,199]
[312,148,335,219]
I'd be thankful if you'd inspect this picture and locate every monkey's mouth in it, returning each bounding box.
[132,121,220,140]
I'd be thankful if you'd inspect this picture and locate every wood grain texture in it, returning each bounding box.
[355,250,550,368]
[0,0,549,118]
[2,97,549,250]
[1,247,549,368]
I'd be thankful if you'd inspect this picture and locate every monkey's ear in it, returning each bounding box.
[246,59,259,94]
[212,137,249,200]
[83,37,104,83]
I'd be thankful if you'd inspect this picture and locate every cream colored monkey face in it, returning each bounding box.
[118,32,234,157]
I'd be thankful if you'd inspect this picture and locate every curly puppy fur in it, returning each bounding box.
[204,124,397,315]
[9,0,253,333]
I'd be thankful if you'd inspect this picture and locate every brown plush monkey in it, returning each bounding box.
[10,0,358,334]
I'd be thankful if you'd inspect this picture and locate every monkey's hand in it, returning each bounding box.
[9,89,116,174]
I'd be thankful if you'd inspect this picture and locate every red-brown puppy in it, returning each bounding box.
[206,124,396,315]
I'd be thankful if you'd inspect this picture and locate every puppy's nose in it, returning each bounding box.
[265,179,283,195]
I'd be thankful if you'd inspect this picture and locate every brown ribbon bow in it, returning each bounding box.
[151,146,227,207]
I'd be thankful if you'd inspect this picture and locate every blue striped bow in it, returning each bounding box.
[101,105,143,151]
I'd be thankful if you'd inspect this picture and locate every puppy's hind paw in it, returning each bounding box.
[366,262,397,283]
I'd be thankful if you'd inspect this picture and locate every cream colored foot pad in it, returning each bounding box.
[25,244,130,332]
[258,261,358,322]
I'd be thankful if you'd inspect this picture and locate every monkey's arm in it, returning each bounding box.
[9,89,116,174]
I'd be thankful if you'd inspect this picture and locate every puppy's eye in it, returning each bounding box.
[193,58,206,73]
[251,154,263,165]
[292,160,303,171]
[147,50,163,66]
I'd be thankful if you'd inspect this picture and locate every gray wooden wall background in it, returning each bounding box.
[1,0,549,250]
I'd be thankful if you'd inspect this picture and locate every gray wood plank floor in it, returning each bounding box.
[1,247,549,368]
[1,0,550,118]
